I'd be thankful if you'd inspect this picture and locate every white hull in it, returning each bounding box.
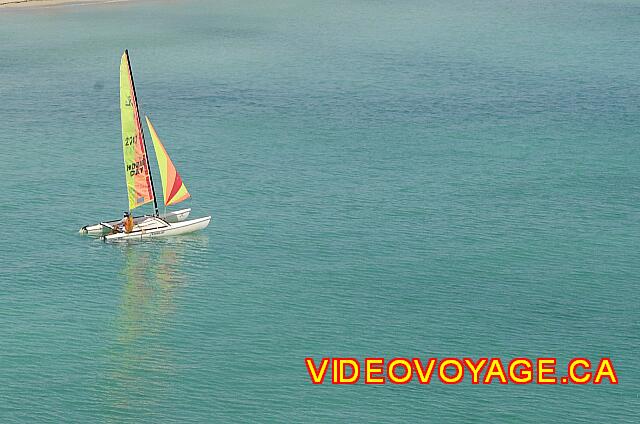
[102,216,211,242]
[79,208,191,235]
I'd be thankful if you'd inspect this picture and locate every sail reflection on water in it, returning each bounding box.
[104,240,191,415]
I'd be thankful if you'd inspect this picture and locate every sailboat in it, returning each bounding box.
[80,50,211,241]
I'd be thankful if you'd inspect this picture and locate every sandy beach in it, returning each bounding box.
[0,0,126,8]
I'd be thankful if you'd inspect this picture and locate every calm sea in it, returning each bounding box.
[0,0,638,422]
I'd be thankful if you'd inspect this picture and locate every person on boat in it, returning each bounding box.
[122,211,134,233]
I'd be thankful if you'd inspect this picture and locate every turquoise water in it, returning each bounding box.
[1,0,638,421]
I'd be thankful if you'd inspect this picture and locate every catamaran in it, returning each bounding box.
[80,50,211,241]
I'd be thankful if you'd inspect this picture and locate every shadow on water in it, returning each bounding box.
[101,236,208,420]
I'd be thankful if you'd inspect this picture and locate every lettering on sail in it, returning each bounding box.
[127,160,147,176]
[124,135,138,146]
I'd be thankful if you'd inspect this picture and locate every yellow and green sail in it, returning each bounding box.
[146,117,191,206]
[120,51,155,210]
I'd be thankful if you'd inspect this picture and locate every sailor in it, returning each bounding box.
[122,211,134,233]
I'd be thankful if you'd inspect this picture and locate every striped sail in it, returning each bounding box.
[120,51,154,210]
[146,117,191,206]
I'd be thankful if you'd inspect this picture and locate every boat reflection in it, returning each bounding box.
[118,242,187,340]
[104,237,205,415]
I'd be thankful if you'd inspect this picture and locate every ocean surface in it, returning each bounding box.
[0,0,638,422]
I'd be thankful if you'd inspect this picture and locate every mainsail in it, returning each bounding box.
[120,50,156,211]
[146,116,191,206]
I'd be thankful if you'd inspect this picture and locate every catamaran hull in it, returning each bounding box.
[102,216,211,242]
[79,208,191,235]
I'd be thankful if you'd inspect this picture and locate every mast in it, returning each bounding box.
[125,49,159,217]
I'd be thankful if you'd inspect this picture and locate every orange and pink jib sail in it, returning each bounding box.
[146,117,191,206]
